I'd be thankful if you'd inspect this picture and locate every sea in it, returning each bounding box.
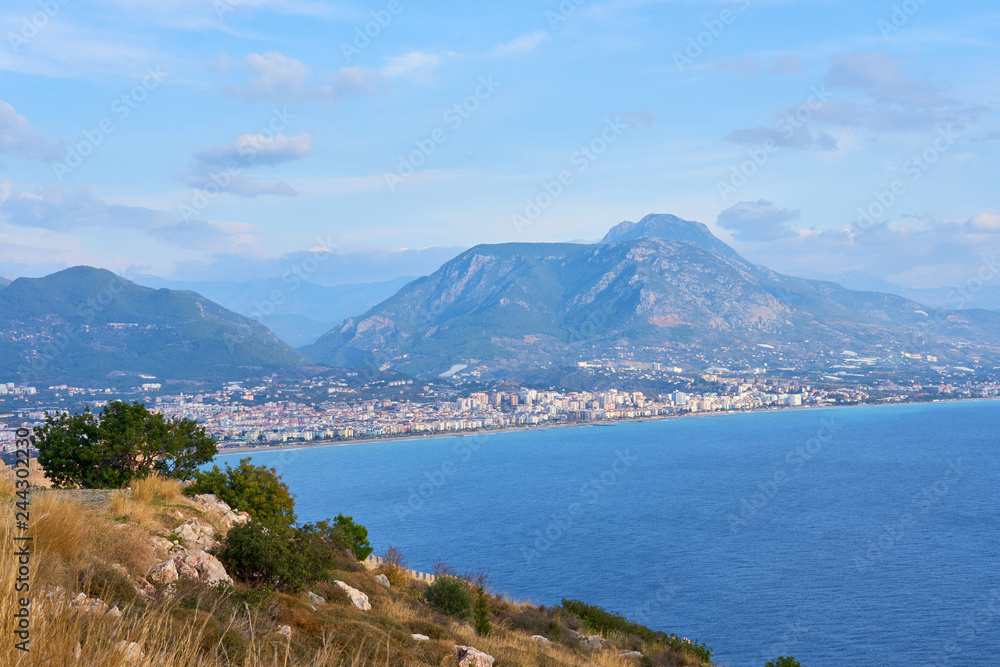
[217,400,1000,666]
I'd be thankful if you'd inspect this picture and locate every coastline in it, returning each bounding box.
[214,395,1000,458]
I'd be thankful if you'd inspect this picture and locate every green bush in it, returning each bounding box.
[214,521,308,592]
[474,586,492,636]
[561,598,712,663]
[425,576,472,619]
[765,658,805,667]
[186,458,296,529]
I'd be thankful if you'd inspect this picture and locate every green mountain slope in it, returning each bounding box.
[0,267,304,382]
[303,215,1000,378]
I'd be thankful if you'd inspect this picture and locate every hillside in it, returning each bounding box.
[303,214,1000,378]
[132,275,414,348]
[0,469,714,666]
[0,267,304,382]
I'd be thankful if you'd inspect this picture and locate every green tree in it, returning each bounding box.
[33,401,217,489]
[186,458,296,529]
[332,514,373,560]
[765,657,804,667]
[474,586,492,636]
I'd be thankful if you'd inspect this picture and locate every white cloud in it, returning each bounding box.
[0,101,64,161]
[969,211,1000,231]
[487,30,550,58]
[194,132,312,169]
[382,51,443,78]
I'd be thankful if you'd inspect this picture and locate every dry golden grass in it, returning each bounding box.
[132,473,184,506]
[31,491,94,565]
[110,489,169,532]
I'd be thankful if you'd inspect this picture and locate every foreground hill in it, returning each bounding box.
[0,468,714,666]
[303,214,1000,378]
[0,267,304,382]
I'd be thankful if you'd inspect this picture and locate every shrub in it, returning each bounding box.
[766,658,805,667]
[425,576,472,619]
[377,545,410,588]
[214,521,308,592]
[473,587,492,637]
[186,458,296,529]
[562,598,712,663]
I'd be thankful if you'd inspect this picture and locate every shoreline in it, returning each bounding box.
[214,395,999,457]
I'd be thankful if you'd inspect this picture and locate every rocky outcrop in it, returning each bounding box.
[530,635,550,644]
[334,580,371,610]
[174,517,216,550]
[453,645,495,667]
[191,493,251,529]
[568,629,606,649]
[375,574,390,588]
[307,591,326,604]
[147,550,231,586]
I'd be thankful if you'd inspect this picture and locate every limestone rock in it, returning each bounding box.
[453,645,495,667]
[180,550,232,585]
[278,625,292,638]
[375,574,390,588]
[115,641,145,663]
[618,651,644,658]
[307,591,326,604]
[568,629,605,649]
[147,559,178,585]
[411,634,429,641]
[530,635,550,644]
[192,493,251,529]
[334,580,371,611]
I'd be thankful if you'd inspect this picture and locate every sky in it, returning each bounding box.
[0,0,999,292]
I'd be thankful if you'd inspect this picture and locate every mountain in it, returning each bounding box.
[0,277,10,288]
[303,215,1000,378]
[131,275,414,347]
[0,267,305,382]
[814,270,1000,312]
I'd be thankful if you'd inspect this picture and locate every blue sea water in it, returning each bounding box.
[217,400,1000,666]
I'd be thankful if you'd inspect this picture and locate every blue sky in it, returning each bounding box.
[1,0,999,290]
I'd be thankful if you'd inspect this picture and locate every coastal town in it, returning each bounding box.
[2,366,999,453]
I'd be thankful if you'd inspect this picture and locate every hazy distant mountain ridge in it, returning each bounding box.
[304,215,1000,377]
[0,267,304,381]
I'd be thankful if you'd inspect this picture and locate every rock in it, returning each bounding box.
[174,510,184,518]
[530,635,550,644]
[150,536,175,557]
[192,493,250,529]
[108,605,123,618]
[453,645,495,667]
[148,559,179,585]
[375,574,390,589]
[278,625,292,638]
[307,591,326,604]
[411,634,429,641]
[567,629,605,649]
[619,651,644,658]
[180,550,232,585]
[334,580,371,611]
[115,641,145,663]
